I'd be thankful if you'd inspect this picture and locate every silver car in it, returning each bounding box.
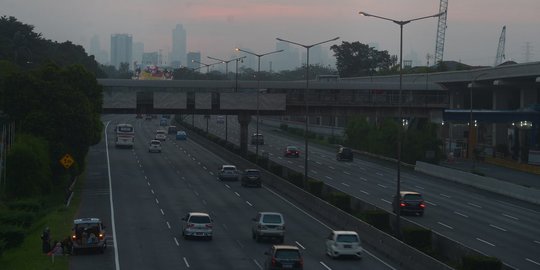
[252,212,285,243]
[182,212,213,240]
[148,140,162,153]
[218,165,239,181]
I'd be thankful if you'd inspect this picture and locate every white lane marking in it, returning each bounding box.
[155,198,159,204]
[182,176,185,180]
[425,200,437,206]
[174,237,179,246]
[437,222,454,230]
[295,241,305,250]
[315,161,322,165]
[320,261,332,270]
[144,175,148,180]
[326,176,333,180]
[476,238,495,247]
[160,209,165,215]
[253,259,263,270]
[534,240,540,245]
[359,167,366,171]
[236,239,244,248]
[262,186,396,270]
[377,184,387,188]
[381,199,392,204]
[151,189,154,194]
[183,257,190,268]
[440,193,451,198]
[359,177,367,181]
[197,162,201,165]
[225,184,231,189]
[502,213,519,220]
[166,221,171,229]
[415,185,425,190]
[287,161,293,164]
[527,258,540,266]
[209,172,214,176]
[278,157,283,160]
[194,191,199,196]
[468,202,482,208]
[359,190,370,195]
[376,172,384,176]
[103,121,121,270]
[454,211,469,218]
[341,182,350,187]
[235,192,241,197]
[203,166,207,170]
[328,166,335,170]
[344,171,351,175]
[246,201,253,207]
[202,199,207,205]
[311,170,318,174]
[298,165,304,169]
[192,157,195,161]
[489,224,507,232]
[176,170,180,175]
[147,182,151,186]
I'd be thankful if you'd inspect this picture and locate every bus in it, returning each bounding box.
[115,123,135,148]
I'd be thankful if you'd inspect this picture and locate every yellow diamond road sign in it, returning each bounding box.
[60,154,75,169]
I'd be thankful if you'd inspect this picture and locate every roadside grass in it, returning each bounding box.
[0,175,84,270]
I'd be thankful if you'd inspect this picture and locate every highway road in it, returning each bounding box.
[71,115,397,270]
[188,114,540,270]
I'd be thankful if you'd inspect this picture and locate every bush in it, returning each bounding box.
[327,192,351,213]
[287,171,304,188]
[357,210,390,232]
[0,225,25,249]
[247,153,257,163]
[0,238,6,257]
[270,164,283,176]
[280,123,288,131]
[6,199,42,213]
[307,179,324,198]
[0,210,37,227]
[402,227,432,253]
[462,255,502,270]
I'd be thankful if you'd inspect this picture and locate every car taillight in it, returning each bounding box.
[420,202,426,208]
[271,257,277,266]
[299,257,304,266]
[400,202,406,207]
[205,224,213,228]
[187,223,195,227]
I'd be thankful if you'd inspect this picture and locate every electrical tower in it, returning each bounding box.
[434,0,449,65]
[494,26,506,66]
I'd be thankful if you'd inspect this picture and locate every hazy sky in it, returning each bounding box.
[3,0,540,66]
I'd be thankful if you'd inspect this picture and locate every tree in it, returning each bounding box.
[331,41,396,77]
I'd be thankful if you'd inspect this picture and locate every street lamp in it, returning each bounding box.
[192,59,220,73]
[467,72,488,165]
[235,48,283,158]
[208,56,239,80]
[275,37,340,185]
[359,10,444,238]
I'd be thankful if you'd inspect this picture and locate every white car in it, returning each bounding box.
[218,165,239,181]
[148,140,162,153]
[155,129,167,141]
[182,212,213,240]
[325,230,363,259]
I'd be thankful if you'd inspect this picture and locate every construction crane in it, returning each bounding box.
[434,0,449,65]
[494,26,506,66]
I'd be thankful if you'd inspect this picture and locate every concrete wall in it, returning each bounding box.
[154,92,187,109]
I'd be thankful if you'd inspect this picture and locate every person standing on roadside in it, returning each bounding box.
[41,227,51,253]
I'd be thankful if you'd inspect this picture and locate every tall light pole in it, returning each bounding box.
[208,56,240,80]
[275,37,340,184]
[359,10,444,238]
[235,48,283,158]
[468,72,488,166]
[192,60,220,73]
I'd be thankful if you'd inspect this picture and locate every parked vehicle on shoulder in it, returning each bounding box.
[392,191,425,216]
[176,130,187,140]
[284,146,299,158]
[241,169,262,187]
[252,212,285,243]
[155,129,167,141]
[325,230,363,259]
[264,245,303,270]
[148,140,162,153]
[336,146,354,161]
[71,218,107,254]
[218,165,239,181]
[181,212,213,240]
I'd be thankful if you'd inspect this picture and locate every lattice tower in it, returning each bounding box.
[434,0,449,65]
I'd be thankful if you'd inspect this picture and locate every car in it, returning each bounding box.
[148,139,162,153]
[155,129,167,141]
[284,146,300,158]
[71,218,107,254]
[144,114,152,120]
[176,130,187,140]
[216,115,225,124]
[168,125,177,134]
[160,118,168,126]
[241,169,262,187]
[218,165,239,181]
[264,245,303,270]
[252,212,285,243]
[336,146,354,161]
[325,230,363,259]
[181,212,213,240]
[251,133,264,145]
[392,191,425,216]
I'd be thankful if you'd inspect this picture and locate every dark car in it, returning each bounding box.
[264,245,303,270]
[71,218,107,254]
[241,169,262,187]
[251,133,265,145]
[336,147,354,161]
[392,191,425,216]
[284,146,300,158]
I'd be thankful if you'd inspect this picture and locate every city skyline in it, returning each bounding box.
[3,0,539,67]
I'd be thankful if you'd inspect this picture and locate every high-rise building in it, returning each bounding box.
[110,34,133,69]
[89,35,100,59]
[275,41,300,71]
[171,24,187,68]
[142,52,159,66]
[187,52,201,69]
[132,42,144,68]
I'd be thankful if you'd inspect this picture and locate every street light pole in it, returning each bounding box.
[359,10,444,238]
[468,72,488,167]
[275,37,340,184]
[208,56,239,80]
[235,48,283,158]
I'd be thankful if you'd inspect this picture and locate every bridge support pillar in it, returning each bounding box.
[237,112,251,156]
